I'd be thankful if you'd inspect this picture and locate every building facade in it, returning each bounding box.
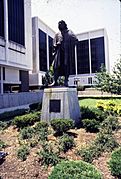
[0,0,32,94]
[29,17,55,88]
[31,18,109,87]
[69,29,109,86]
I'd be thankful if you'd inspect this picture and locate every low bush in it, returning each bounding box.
[82,118,100,133]
[48,160,102,179]
[101,116,119,132]
[0,108,27,120]
[50,118,74,135]
[38,142,61,166]
[29,102,42,111]
[34,121,48,141]
[59,133,75,152]
[12,112,41,128]
[0,121,9,130]
[108,147,121,177]
[17,145,30,161]
[0,140,6,150]
[19,127,34,140]
[81,107,107,122]
[78,117,118,163]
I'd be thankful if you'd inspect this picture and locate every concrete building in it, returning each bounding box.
[0,0,32,94]
[30,18,109,87]
[29,17,55,89]
[69,28,109,86]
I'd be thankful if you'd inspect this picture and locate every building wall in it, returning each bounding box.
[0,0,32,94]
[30,17,55,87]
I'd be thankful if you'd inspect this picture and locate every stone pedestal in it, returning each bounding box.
[41,87,81,124]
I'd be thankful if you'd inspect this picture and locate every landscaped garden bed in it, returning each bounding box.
[0,98,121,179]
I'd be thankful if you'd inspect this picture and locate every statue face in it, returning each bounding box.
[58,21,66,31]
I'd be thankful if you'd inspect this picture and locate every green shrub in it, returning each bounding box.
[0,108,27,120]
[78,119,118,163]
[34,121,48,141]
[101,116,119,132]
[50,118,74,135]
[30,139,38,148]
[0,121,9,130]
[81,107,106,122]
[12,112,40,128]
[17,145,30,161]
[29,102,42,111]
[38,142,61,166]
[82,119,100,133]
[59,133,75,152]
[48,160,102,179]
[108,147,121,177]
[19,127,34,140]
[0,140,6,150]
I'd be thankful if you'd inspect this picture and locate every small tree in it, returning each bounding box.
[95,59,121,95]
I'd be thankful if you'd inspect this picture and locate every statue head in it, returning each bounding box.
[58,20,67,31]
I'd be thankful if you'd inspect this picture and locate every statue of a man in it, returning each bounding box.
[50,20,78,87]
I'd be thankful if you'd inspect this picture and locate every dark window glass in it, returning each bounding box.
[0,0,4,37]
[48,36,53,67]
[3,67,5,80]
[88,77,92,84]
[77,40,90,74]
[39,29,47,71]
[70,46,76,75]
[8,0,25,45]
[91,37,105,73]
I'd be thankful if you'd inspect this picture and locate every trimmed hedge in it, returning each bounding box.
[50,118,74,135]
[82,118,100,133]
[12,111,41,128]
[48,160,102,179]
[108,147,121,177]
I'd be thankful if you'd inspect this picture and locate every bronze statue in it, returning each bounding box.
[50,20,78,87]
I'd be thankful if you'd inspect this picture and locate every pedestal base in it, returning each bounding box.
[41,87,81,124]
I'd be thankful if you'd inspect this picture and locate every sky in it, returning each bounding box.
[31,0,120,71]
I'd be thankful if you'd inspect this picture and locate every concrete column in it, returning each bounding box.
[4,0,9,63]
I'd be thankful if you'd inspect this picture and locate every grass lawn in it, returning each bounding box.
[79,97,121,108]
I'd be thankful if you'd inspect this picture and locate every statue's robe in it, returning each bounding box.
[53,29,78,77]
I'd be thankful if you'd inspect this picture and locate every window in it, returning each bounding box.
[91,37,105,73]
[48,36,53,67]
[77,40,90,74]
[3,67,5,80]
[39,29,47,71]
[8,0,25,45]
[88,77,92,84]
[0,0,4,37]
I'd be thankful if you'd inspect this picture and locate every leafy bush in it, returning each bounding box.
[19,127,34,140]
[50,118,74,135]
[0,121,9,130]
[34,121,48,141]
[81,107,106,122]
[0,108,27,120]
[17,145,30,161]
[29,102,42,111]
[101,116,119,132]
[12,112,41,128]
[108,147,121,177]
[38,142,61,166]
[78,117,118,163]
[82,118,100,133]
[59,133,75,152]
[48,160,102,179]
[0,140,6,150]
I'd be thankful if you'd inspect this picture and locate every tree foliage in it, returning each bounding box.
[95,59,121,95]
